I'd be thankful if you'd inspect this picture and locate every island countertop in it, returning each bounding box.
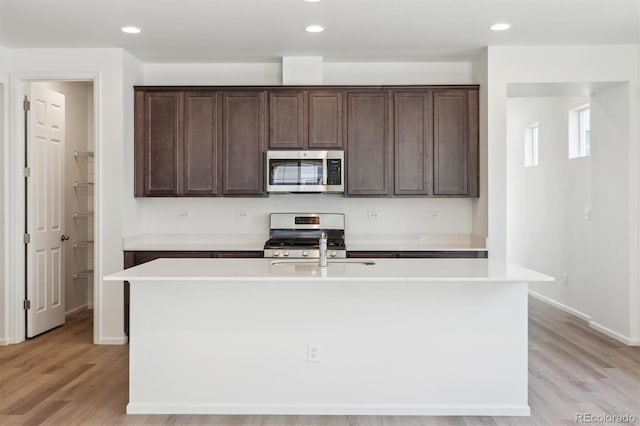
[105,257,553,283]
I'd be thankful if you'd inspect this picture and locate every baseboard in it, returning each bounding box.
[126,402,531,416]
[65,304,88,317]
[528,290,591,321]
[589,321,639,346]
[528,290,639,346]
[97,336,128,345]
[0,337,11,346]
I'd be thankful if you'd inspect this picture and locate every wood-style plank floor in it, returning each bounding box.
[1,297,638,426]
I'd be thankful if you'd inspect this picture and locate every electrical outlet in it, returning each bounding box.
[367,211,379,220]
[236,212,249,220]
[583,208,591,221]
[177,210,190,219]
[563,273,568,286]
[308,344,320,363]
[428,210,441,220]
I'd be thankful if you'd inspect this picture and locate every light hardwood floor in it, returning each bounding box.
[1,297,638,426]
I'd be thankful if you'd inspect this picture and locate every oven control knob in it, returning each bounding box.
[302,250,309,257]
[283,250,289,257]
[330,251,337,258]
[273,250,280,257]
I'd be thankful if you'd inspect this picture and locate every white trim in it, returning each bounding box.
[99,336,128,345]
[529,289,639,346]
[5,72,100,346]
[528,289,591,322]
[91,75,102,345]
[126,403,531,416]
[0,338,11,346]
[65,304,88,317]
[589,321,639,346]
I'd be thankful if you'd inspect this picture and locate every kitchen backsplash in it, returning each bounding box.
[131,195,475,240]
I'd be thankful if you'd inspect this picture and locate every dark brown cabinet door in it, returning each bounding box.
[308,91,343,149]
[433,90,479,196]
[394,91,433,195]
[183,92,220,195]
[269,91,305,149]
[222,91,267,195]
[346,92,392,196]
[139,92,182,196]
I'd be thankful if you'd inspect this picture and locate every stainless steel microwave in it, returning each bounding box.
[266,150,344,193]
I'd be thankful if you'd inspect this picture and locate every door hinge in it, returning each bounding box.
[23,167,30,178]
[24,300,31,310]
[23,98,30,111]
[24,233,30,244]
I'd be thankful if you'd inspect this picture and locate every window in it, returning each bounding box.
[569,104,590,158]
[524,124,539,167]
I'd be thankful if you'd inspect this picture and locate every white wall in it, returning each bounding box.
[122,52,144,239]
[489,45,639,344]
[507,96,590,312]
[471,50,488,241]
[143,63,282,86]
[142,61,473,87]
[5,48,133,344]
[0,44,9,345]
[31,81,94,316]
[137,60,478,243]
[590,84,631,339]
[322,62,472,85]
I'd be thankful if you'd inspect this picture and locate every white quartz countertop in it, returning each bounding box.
[124,241,266,251]
[346,242,486,251]
[105,258,553,283]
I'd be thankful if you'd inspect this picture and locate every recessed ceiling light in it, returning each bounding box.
[305,25,325,33]
[121,26,142,34]
[489,23,511,31]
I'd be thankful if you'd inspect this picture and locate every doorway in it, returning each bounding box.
[24,81,95,338]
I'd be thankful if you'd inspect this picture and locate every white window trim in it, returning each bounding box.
[569,103,590,159]
[524,123,539,167]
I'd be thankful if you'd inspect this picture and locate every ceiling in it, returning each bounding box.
[0,0,638,63]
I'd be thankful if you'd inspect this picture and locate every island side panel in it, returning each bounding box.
[128,279,529,416]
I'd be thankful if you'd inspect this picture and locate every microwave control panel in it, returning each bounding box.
[327,159,342,185]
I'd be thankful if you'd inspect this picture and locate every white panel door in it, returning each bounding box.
[27,84,66,338]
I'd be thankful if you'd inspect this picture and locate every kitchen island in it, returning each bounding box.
[105,258,552,416]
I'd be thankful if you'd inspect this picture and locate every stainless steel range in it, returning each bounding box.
[264,213,346,259]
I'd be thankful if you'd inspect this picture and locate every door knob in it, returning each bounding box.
[61,234,70,241]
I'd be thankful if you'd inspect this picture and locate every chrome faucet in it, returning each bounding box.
[319,232,328,267]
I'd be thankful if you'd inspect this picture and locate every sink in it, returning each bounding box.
[270,260,376,267]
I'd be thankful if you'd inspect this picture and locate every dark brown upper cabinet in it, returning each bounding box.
[268,90,344,150]
[308,91,344,149]
[135,90,221,197]
[394,91,433,195]
[269,91,305,149]
[433,90,479,196]
[183,92,221,196]
[136,91,182,196]
[222,91,267,196]
[346,91,392,196]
